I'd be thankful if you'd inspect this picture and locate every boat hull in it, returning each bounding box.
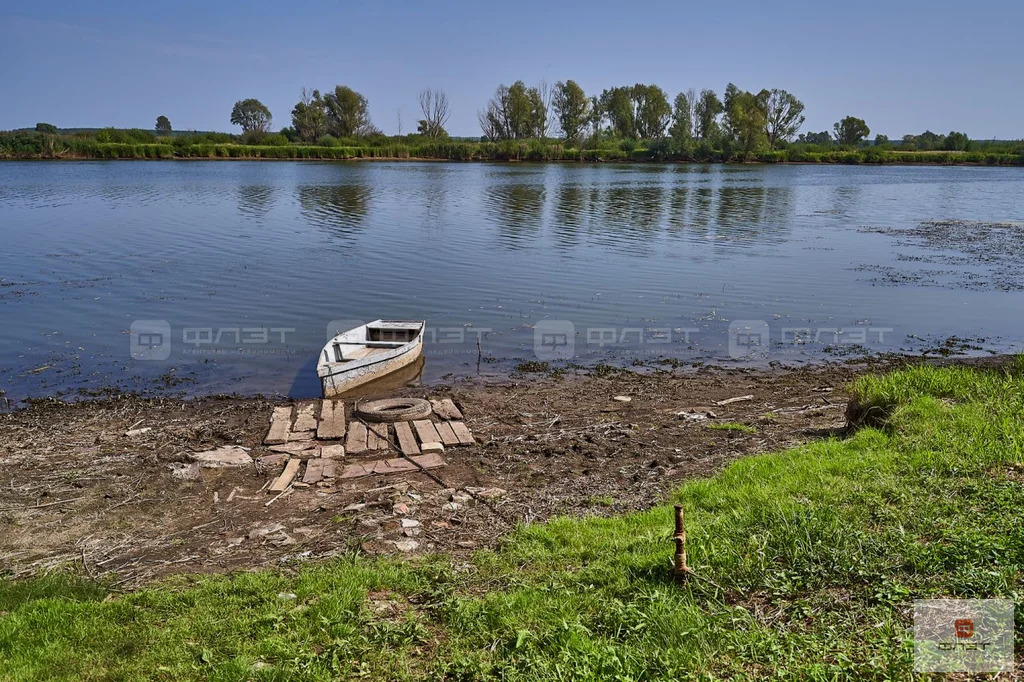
[320,338,424,398]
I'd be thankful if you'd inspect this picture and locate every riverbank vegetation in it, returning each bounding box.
[4,80,1023,164]
[2,359,1022,678]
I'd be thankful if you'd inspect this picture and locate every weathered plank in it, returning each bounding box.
[393,421,420,456]
[413,419,441,445]
[268,441,319,457]
[317,400,346,440]
[264,406,292,445]
[450,421,475,445]
[430,398,463,420]
[420,441,444,454]
[320,444,345,459]
[368,423,390,450]
[303,458,325,484]
[339,453,446,480]
[293,402,318,432]
[434,421,459,446]
[268,458,301,493]
[345,421,368,454]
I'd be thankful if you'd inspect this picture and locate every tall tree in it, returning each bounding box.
[155,115,172,135]
[599,87,635,138]
[763,89,805,147]
[670,92,693,146]
[723,84,768,158]
[35,122,58,134]
[943,131,970,151]
[527,84,549,138]
[833,116,870,146]
[479,81,535,140]
[230,99,272,137]
[694,89,723,141]
[632,84,671,139]
[418,88,451,138]
[291,88,327,143]
[323,86,370,137]
[552,80,591,144]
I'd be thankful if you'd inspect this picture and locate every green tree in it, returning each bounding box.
[291,88,327,143]
[34,122,58,134]
[799,131,832,145]
[874,134,891,148]
[694,89,723,141]
[552,80,591,144]
[723,84,768,158]
[943,131,970,151]
[230,99,272,137]
[478,81,534,140]
[527,84,549,138]
[632,84,671,139]
[155,116,172,135]
[833,116,870,146]
[323,86,370,137]
[599,87,636,138]
[670,91,694,145]
[763,89,804,147]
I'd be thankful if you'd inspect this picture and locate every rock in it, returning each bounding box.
[477,488,507,500]
[394,502,409,514]
[277,592,297,601]
[676,411,708,422]
[170,462,202,481]
[248,523,286,539]
[191,446,252,468]
[268,442,319,456]
[258,453,288,468]
[457,540,477,549]
[613,395,632,403]
[125,427,151,437]
[320,444,345,460]
[442,501,463,513]
[394,540,419,552]
[420,441,445,454]
[451,493,471,504]
[401,518,420,528]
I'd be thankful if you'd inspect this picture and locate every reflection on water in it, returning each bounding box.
[2,160,1024,401]
[297,184,371,237]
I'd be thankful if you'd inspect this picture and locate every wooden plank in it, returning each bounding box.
[268,458,301,493]
[317,400,346,440]
[345,421,368,454]
[450,421,475,445]
[339,453,446,480]
[303,459,325,484]
[368,423,390,450]
[413,419,441,445]
[430,398,464,420]
[393,421,420,456]
[268,441,319,457]
[434,421,459,446]
[293,402,318,432]
[264,406,292,445]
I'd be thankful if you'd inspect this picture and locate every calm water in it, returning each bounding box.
[1,160,1023,401]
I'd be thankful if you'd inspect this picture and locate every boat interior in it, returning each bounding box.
[323,322,422,364]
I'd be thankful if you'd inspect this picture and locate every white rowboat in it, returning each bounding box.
[317,320,425,397]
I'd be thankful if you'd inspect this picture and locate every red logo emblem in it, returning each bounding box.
[955,619,974,638]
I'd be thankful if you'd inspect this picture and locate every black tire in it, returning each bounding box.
[355,398,432,423]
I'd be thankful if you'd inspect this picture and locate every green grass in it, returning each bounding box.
[707,422,758,434]
[3,359,1024,679]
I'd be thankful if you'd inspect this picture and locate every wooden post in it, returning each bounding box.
[673,504,689,581]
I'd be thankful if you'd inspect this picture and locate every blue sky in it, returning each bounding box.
[2,0,1022,139]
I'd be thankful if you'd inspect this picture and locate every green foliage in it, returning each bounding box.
[763,88,805,147]
[669,91,693,148]
[599,86,636,138]
[155,115,172,134]
[552,80,591,144]
[291,88,328,142]
[833,116,870,146]
[322,85,369,138]
[632,84,672,139]
[723,83,768,158]
[230,98,272,136]
[694,89,723,141]
[34,122,58,134]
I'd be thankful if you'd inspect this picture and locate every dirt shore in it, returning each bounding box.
[0,356,1006,586]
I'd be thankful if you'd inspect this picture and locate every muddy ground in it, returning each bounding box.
[0,356,1007,586]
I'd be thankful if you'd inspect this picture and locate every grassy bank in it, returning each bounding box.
[3,131,1023,165]
[2,359,1023,679]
